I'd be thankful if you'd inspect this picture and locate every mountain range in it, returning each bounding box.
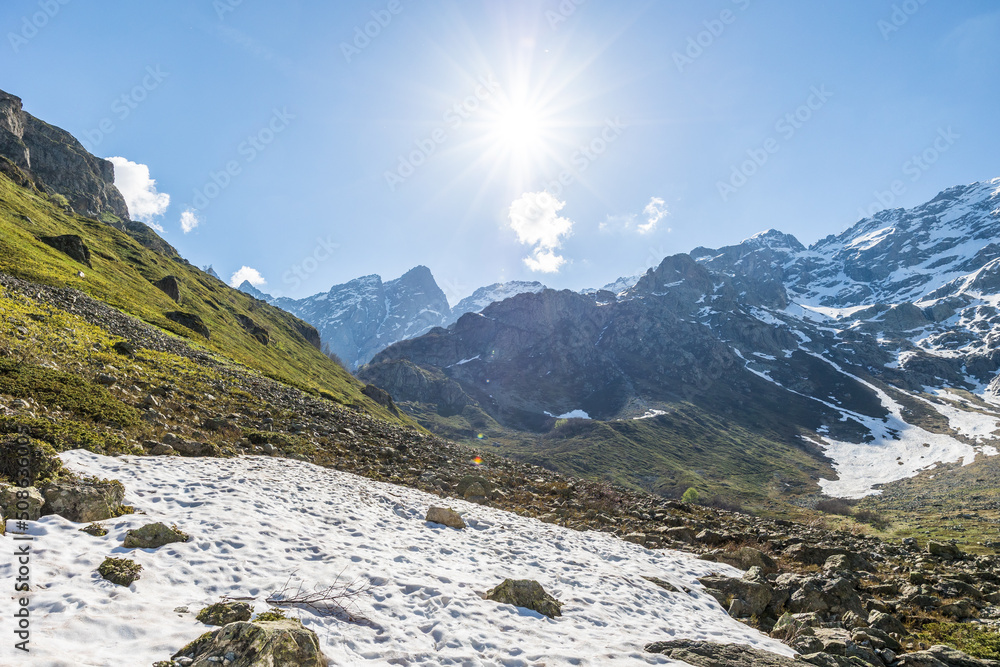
[359,179,1000,503]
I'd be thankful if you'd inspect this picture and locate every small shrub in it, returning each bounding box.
[681,487,700,504]
[47,192,70,208]
[853,509,889,529]
[815,498,854,516]
[98,557,142,587]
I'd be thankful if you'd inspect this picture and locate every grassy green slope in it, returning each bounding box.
[0,173,397,421]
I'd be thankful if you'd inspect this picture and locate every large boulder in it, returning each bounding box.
[485,579,562,618]
[41,477,127,522]
[699,574,773,617]
[123,522,189,549]
[927,541,964,560]
[645,640,812,666]
[169,619,326,667]
[425,506,465,529]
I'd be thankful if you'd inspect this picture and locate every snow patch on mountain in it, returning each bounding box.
[5,451,793,666]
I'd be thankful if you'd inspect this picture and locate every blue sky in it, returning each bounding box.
[2,1,998,302]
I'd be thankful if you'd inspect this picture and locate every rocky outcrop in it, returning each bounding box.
[645,640,810,666]
[164,311,210,339]
[39,234,92,267]
[153,275,181,302]
[236,314,269,345]
[168,619,326,667]
[0,89,129,220]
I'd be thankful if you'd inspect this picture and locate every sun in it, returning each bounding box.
[491,101,544,153]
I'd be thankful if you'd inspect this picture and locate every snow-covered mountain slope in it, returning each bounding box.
[6,451,791,666]
[366,179,1000,500]
[449,281,547,323]
[253,267,452,369]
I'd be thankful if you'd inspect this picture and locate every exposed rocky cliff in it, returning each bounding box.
[0,88,129,220]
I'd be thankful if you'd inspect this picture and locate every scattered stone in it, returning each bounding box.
[196,601,253,626]
[123,522,189,549]
[425,506,465,529]
[112,340,136,356]
[169,619,326,667]
[485,579,562,618]
[98,556,142,587]
[699,574,773,617]
[95,373,117,386]
[150,443,176,456]
[41,477,128,522]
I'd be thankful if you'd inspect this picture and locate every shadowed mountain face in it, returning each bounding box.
[361,180,1000,501]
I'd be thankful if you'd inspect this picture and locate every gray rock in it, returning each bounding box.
[153,275,181,302]
[893,645,1000,667]
[39,235,92,268]
[123,522,189,549]
[699,574,773,617]
[425,506,465,529]
[485,579,562,618]
[41,477,127,522]
[927,541,964,560]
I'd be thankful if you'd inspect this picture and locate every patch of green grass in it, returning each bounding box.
[916,623,1000,660]
[0,359,141,427]
[0,173,405,423]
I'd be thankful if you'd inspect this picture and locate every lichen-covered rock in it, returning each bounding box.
[485,579,562,618]
[425,506,465,529]
[41,477,127,522]
[645,640,813,666]
[0,483,44,520]
[170,619,326,667]
[196,602,252,626]
[123,522,189,549]
[80,522,108,537]
[98,556,142,587]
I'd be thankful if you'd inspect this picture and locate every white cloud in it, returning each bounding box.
[639,197,668,234]
[601,197,670,235]
[229,266,266,288]
[508,191,573,273]
[108,157,170,227]
[180,209,200,234]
